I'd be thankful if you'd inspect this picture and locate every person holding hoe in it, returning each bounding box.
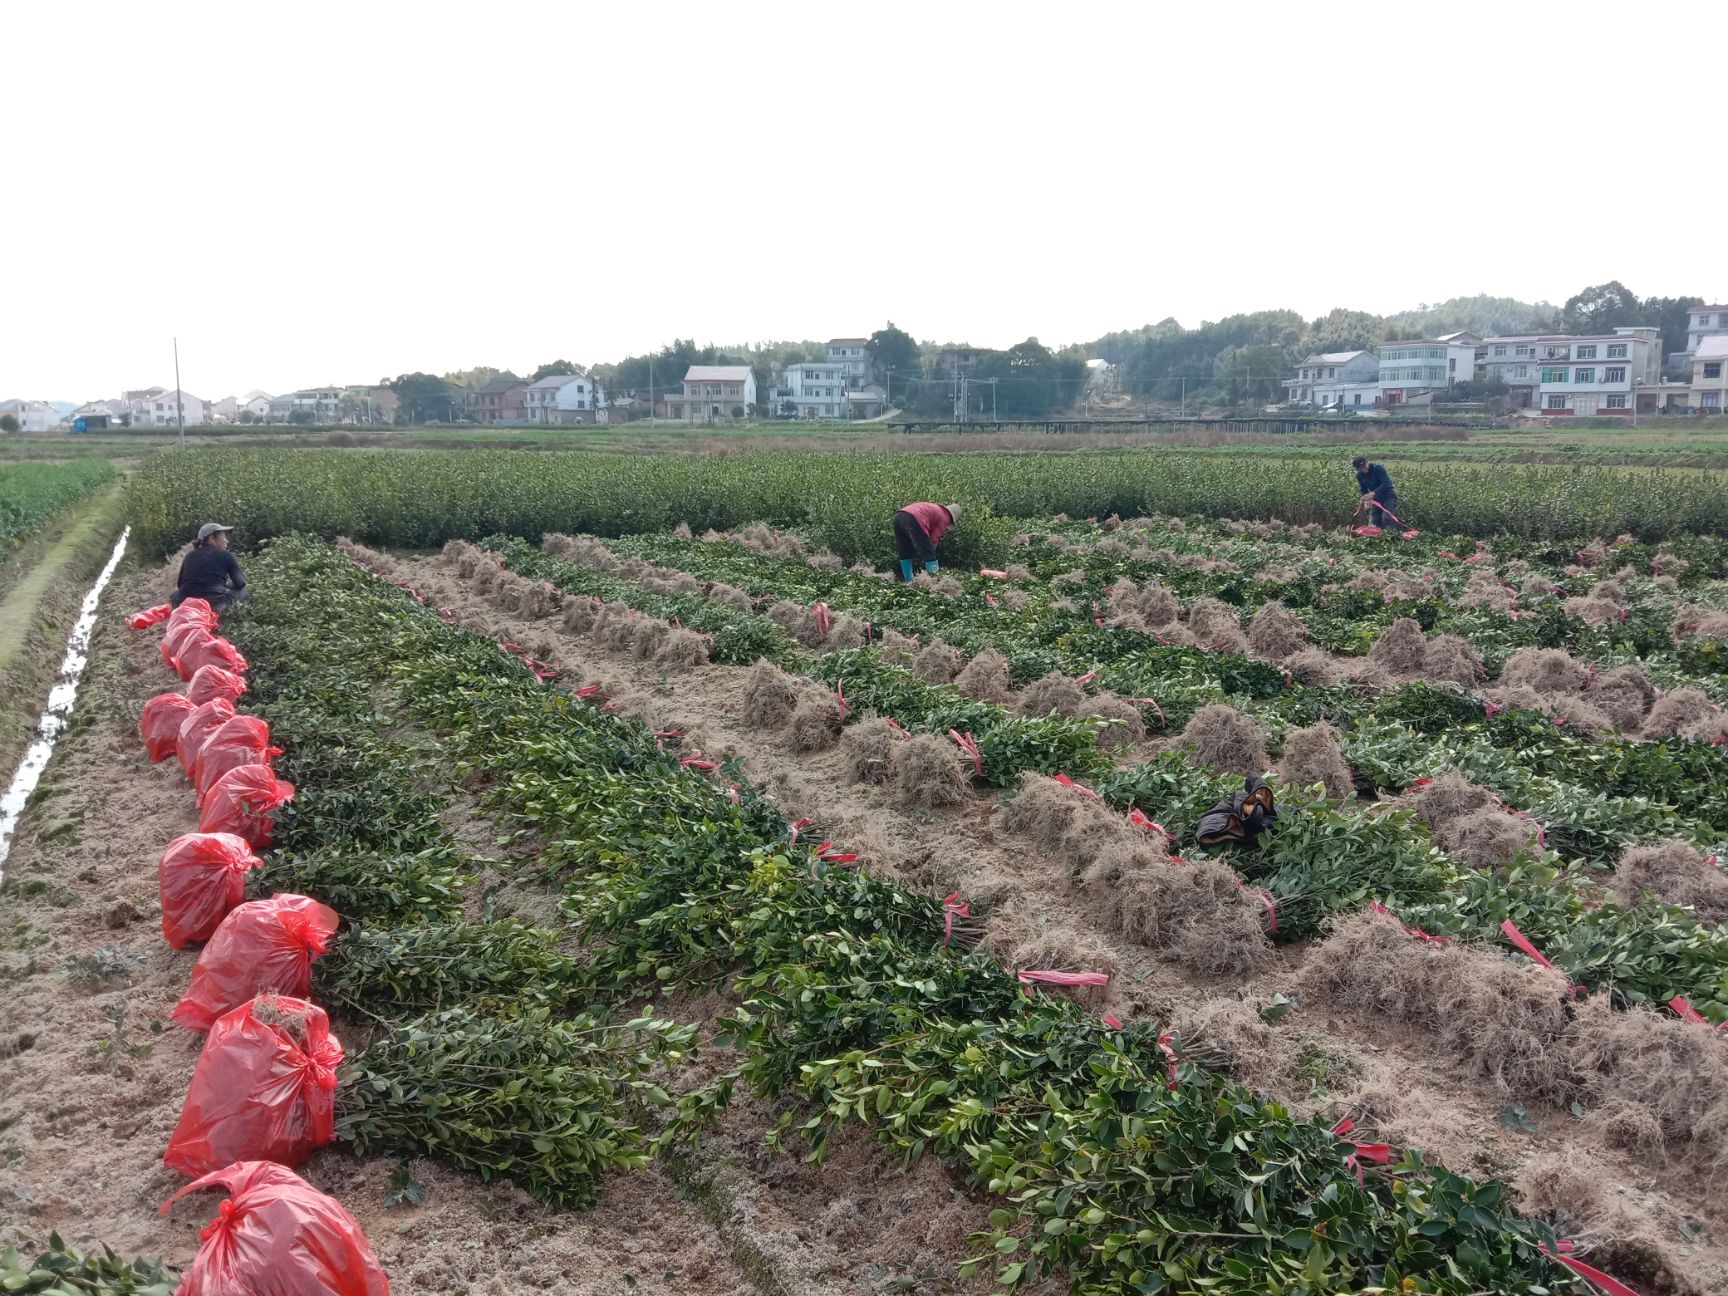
[892,501,959,583]
[172,523,248,612]
[1352,456,1399,528]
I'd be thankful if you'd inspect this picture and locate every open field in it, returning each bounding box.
[10,415,1728,468]
[3,448,1728,1294]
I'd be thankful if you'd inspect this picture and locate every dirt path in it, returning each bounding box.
[0,565,772,1296]
[392,548,1728,1295]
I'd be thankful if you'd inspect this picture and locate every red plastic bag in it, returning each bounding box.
[177,698,237,776]
[127,603,172,630]
[160,1159,389,1295]
[159,832,263,948]
[141,693,197,763]
[171,894,336,1032]
[187,663,248,707]
[169,597,219,631]
[163,996,344,1175]
[200,764,295,848]
[160,620,210,672]
[192,715,281,804]
[177,634,249,682]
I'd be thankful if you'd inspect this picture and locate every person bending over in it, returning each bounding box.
[1352,456,1398,528]
[892,501,959,583]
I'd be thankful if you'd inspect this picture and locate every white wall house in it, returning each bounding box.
[1685,304,1728,354]
[665,366,756,422]
[1530,327,1661,417]
[1692,336,1728,413]
[825,338,874,389]
[1284,350,1379,407]
[1480,337,1545,407]
[211,390,274,422]
[0,399,61,432]
[268,388,342,422]
[522,374,606,425]
[1377,333,1480,404]
[778,363,850,419]
[136,389,208,426]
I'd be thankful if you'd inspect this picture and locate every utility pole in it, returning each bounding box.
[649,357,654,424]
[173,336,185,446]
[1180,376,1187,419]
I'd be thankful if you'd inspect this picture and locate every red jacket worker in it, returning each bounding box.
[893,502,959,583]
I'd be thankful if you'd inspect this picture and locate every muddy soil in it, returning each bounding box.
[395,548,1728,1294]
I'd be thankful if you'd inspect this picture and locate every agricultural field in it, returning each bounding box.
[3,445,1728,1295]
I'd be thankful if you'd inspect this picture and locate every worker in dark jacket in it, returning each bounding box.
[1352,456,1398,527]
[172,523,248,611]
[892,502,959,582]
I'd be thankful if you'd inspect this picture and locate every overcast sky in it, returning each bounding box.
[6,1,1724,400]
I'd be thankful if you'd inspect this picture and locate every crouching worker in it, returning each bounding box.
[892,501,959,583]
[1195,776,1278,848]
[172,523,249,612]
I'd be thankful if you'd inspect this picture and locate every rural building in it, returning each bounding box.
[1283,350,1379,408]
[825,338,874,389]
[467,377,529,425]
[523,374,604,425]
[65,399,131,428]
[935,346,995,379]
[269,388,343,423]
[846,386,888,418]
[211,391,275,422]
[0,399,61,432]
[1690,336,1728,412]
[665,366,755,422]
[1479,337,1546,407]
[135,389,208,427]
[777,363,849,419]
[1528,327,1661,417]
[1684,304,1728,354]
[1376,333,1480,405]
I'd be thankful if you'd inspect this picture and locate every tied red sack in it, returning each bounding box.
[168,597,219,632]
[177,634,248,683]
[141,693,197,763]
[176,698,237,777]
[161,1160,389,1296]
[192,715,282,805]
[160,620,210,673]
[187,663,248,707]
[171,894,336,1032]
[159,833,263,949]
[200,764,294,848]
[127,603,172,631]
[163,997,345,1176]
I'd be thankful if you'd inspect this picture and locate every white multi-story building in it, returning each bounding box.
[1527,327,1661,417]
[135,389,208,427]
[664,366,756,422]
[0,399,61,432]
[1284,350,1380,408]
[522,374,605,425]
[778,363,850,419]
[1691,336,1728,413]
[1376,333,1479,405]
[825,338,874,389]
[1685,304,1728,354]
[268,388,343,422]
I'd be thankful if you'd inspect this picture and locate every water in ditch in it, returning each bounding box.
[0,526,130,881]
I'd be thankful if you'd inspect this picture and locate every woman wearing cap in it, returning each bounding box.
[892,501,959,583]
[171,523,248,611]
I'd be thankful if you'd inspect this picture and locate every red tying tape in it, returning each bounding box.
[1126,696,1166,725]
[942,892,970,948]
[1539,1244,1641,1296]
[1017,969,1110,988]
[1053,772,1099,798]
[1091,602,1105,627]
[1073,670,1099,685]
[1128,808,1175,843]
[948,730,983,777]
[979,568,1008,579]
[726,785,740,805]
[1253,889,1278,933]
[787,817,811,846]
[1101,1013,1124,1029]
[813,602,832,639]
[1369,900,1451,947]
[835,679,849,723]
[1156,1031,1179,1090]
[679,752,717,772]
